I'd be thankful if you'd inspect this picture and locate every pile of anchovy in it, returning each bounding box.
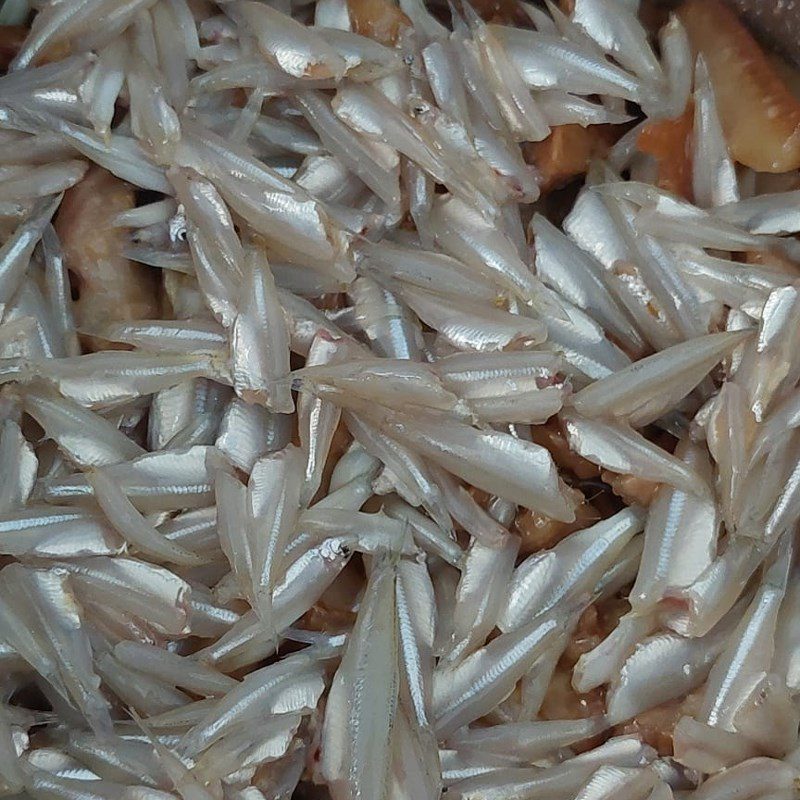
[1,0,800,798]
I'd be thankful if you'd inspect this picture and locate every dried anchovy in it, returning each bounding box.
[0,0,800,798]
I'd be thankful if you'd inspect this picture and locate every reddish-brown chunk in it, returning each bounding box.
[347,0,411,45]
[638,102,694,200]
[531,421,602,481]
[54,167,160,342]
[514,497,601,555]
[601,470,659,507]
[524,125,618,194]
[614,690,705,755]
[680,0,800,172]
